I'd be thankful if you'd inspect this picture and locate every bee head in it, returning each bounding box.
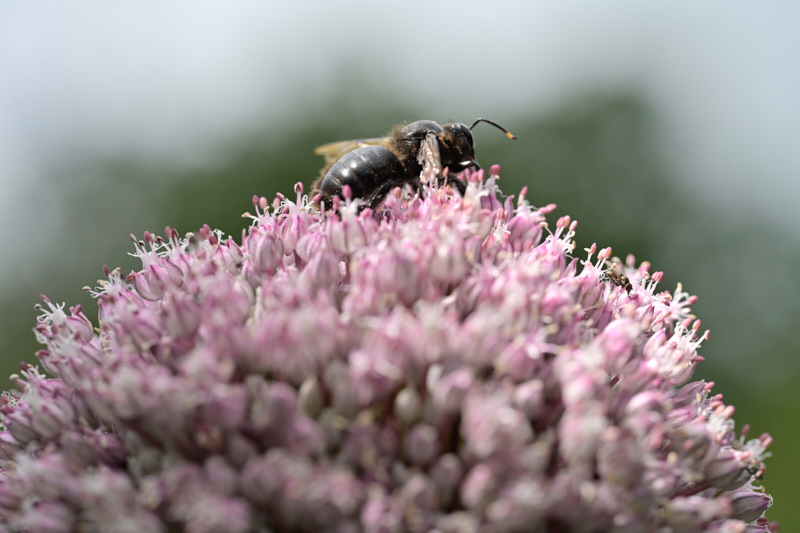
[440,122,478,172]
[440,119,516,174]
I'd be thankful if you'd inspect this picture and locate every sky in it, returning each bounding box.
[1,0,798,285]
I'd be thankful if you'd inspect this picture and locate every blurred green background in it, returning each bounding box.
[1,1,797,528]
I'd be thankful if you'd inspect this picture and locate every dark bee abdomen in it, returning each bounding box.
[319,146,406,200]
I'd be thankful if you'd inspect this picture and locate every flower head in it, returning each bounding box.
[0,168,775,531]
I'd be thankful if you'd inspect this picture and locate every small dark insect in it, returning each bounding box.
[604,261,633,294]
[747,457,766,481]
[311,118,516,210]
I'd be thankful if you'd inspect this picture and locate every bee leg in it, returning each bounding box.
[449,176,467,196]
[410,178,424,197]
[367,180,402,210]
[437,175,467,196]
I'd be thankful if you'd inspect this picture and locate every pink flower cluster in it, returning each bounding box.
[0,169,775,532]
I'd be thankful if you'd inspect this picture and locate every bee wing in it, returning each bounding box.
[314,137,389,174]
[416,132,441,184]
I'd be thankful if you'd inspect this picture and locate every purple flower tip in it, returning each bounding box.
[0,170,775,531]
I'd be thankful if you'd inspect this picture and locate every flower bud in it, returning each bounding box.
[729,489,772,523]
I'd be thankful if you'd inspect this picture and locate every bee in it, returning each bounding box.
[311,118,516,210]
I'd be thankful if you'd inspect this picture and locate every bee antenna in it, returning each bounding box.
[469,118,517,140]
